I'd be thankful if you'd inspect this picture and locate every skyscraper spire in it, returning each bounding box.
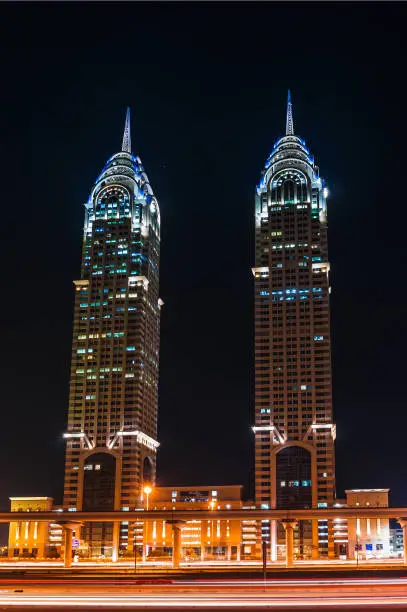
[286,90,294,136]
[122,107,131,153]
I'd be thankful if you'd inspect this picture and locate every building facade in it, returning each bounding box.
[390,527,404,558]
[8,497,62,559]
[129,485,245,563]
[253,92,335,558]
[63,109,162,558]
[346,489,390,560]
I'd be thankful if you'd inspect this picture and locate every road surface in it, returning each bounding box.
[0,576,407,609]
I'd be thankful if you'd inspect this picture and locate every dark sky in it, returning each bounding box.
[0,2,406,512]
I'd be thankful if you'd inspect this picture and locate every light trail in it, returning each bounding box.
[1,593,407,607]
[1,576,407,589]
[0,576,407,587]
[1,576,407,608]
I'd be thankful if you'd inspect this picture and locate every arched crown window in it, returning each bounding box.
[270,171,308,204]
[95,185,131,219]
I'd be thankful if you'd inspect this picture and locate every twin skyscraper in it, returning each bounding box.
[63,93,335,558]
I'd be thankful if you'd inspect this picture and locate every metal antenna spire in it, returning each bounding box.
[286,90,294,136]
[122,107,131,153]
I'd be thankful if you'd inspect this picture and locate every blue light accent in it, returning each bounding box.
[314,335,324,341]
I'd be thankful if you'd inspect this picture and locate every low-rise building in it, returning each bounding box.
[8,497,63,559]
[122,485,245,562]
[390,527,404,558]
[345,489,390,559]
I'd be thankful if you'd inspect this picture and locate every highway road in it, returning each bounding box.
[0,576,407,609]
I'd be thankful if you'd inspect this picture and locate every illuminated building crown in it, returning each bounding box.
[85,107,160,237]
[257,90,327,212]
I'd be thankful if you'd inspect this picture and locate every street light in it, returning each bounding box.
[143,485,152,511]
[209,500,215,560]
[356,531,359,568]
[141,485,153,567]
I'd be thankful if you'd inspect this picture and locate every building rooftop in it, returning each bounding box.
[9,497,53,501]
[345,489,390,493]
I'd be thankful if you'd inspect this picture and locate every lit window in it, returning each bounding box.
[94,464,101,471]
[280,481,286,487]
[212,490,218,497]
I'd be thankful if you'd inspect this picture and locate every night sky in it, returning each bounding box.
[0,2,406,514]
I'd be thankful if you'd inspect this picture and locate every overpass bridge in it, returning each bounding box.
[3,507,407,569]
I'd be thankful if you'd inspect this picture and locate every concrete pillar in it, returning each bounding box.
[398,519,407,566]
[328,520,335,559]
[227,545,231,561]
[200,546,205,562]
[143,544,148,563]
[312,520,319,560]
[63,528,73,569]
[172,524,182,569]
[237,545,241,562]
[270,520,277,562]
[281,520,297,568]
[112,521,119,562]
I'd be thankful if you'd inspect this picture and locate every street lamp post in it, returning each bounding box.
[144,485,152,512]
[356,531,359,568]
[209,499,215,560]
[143,485,153,564]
